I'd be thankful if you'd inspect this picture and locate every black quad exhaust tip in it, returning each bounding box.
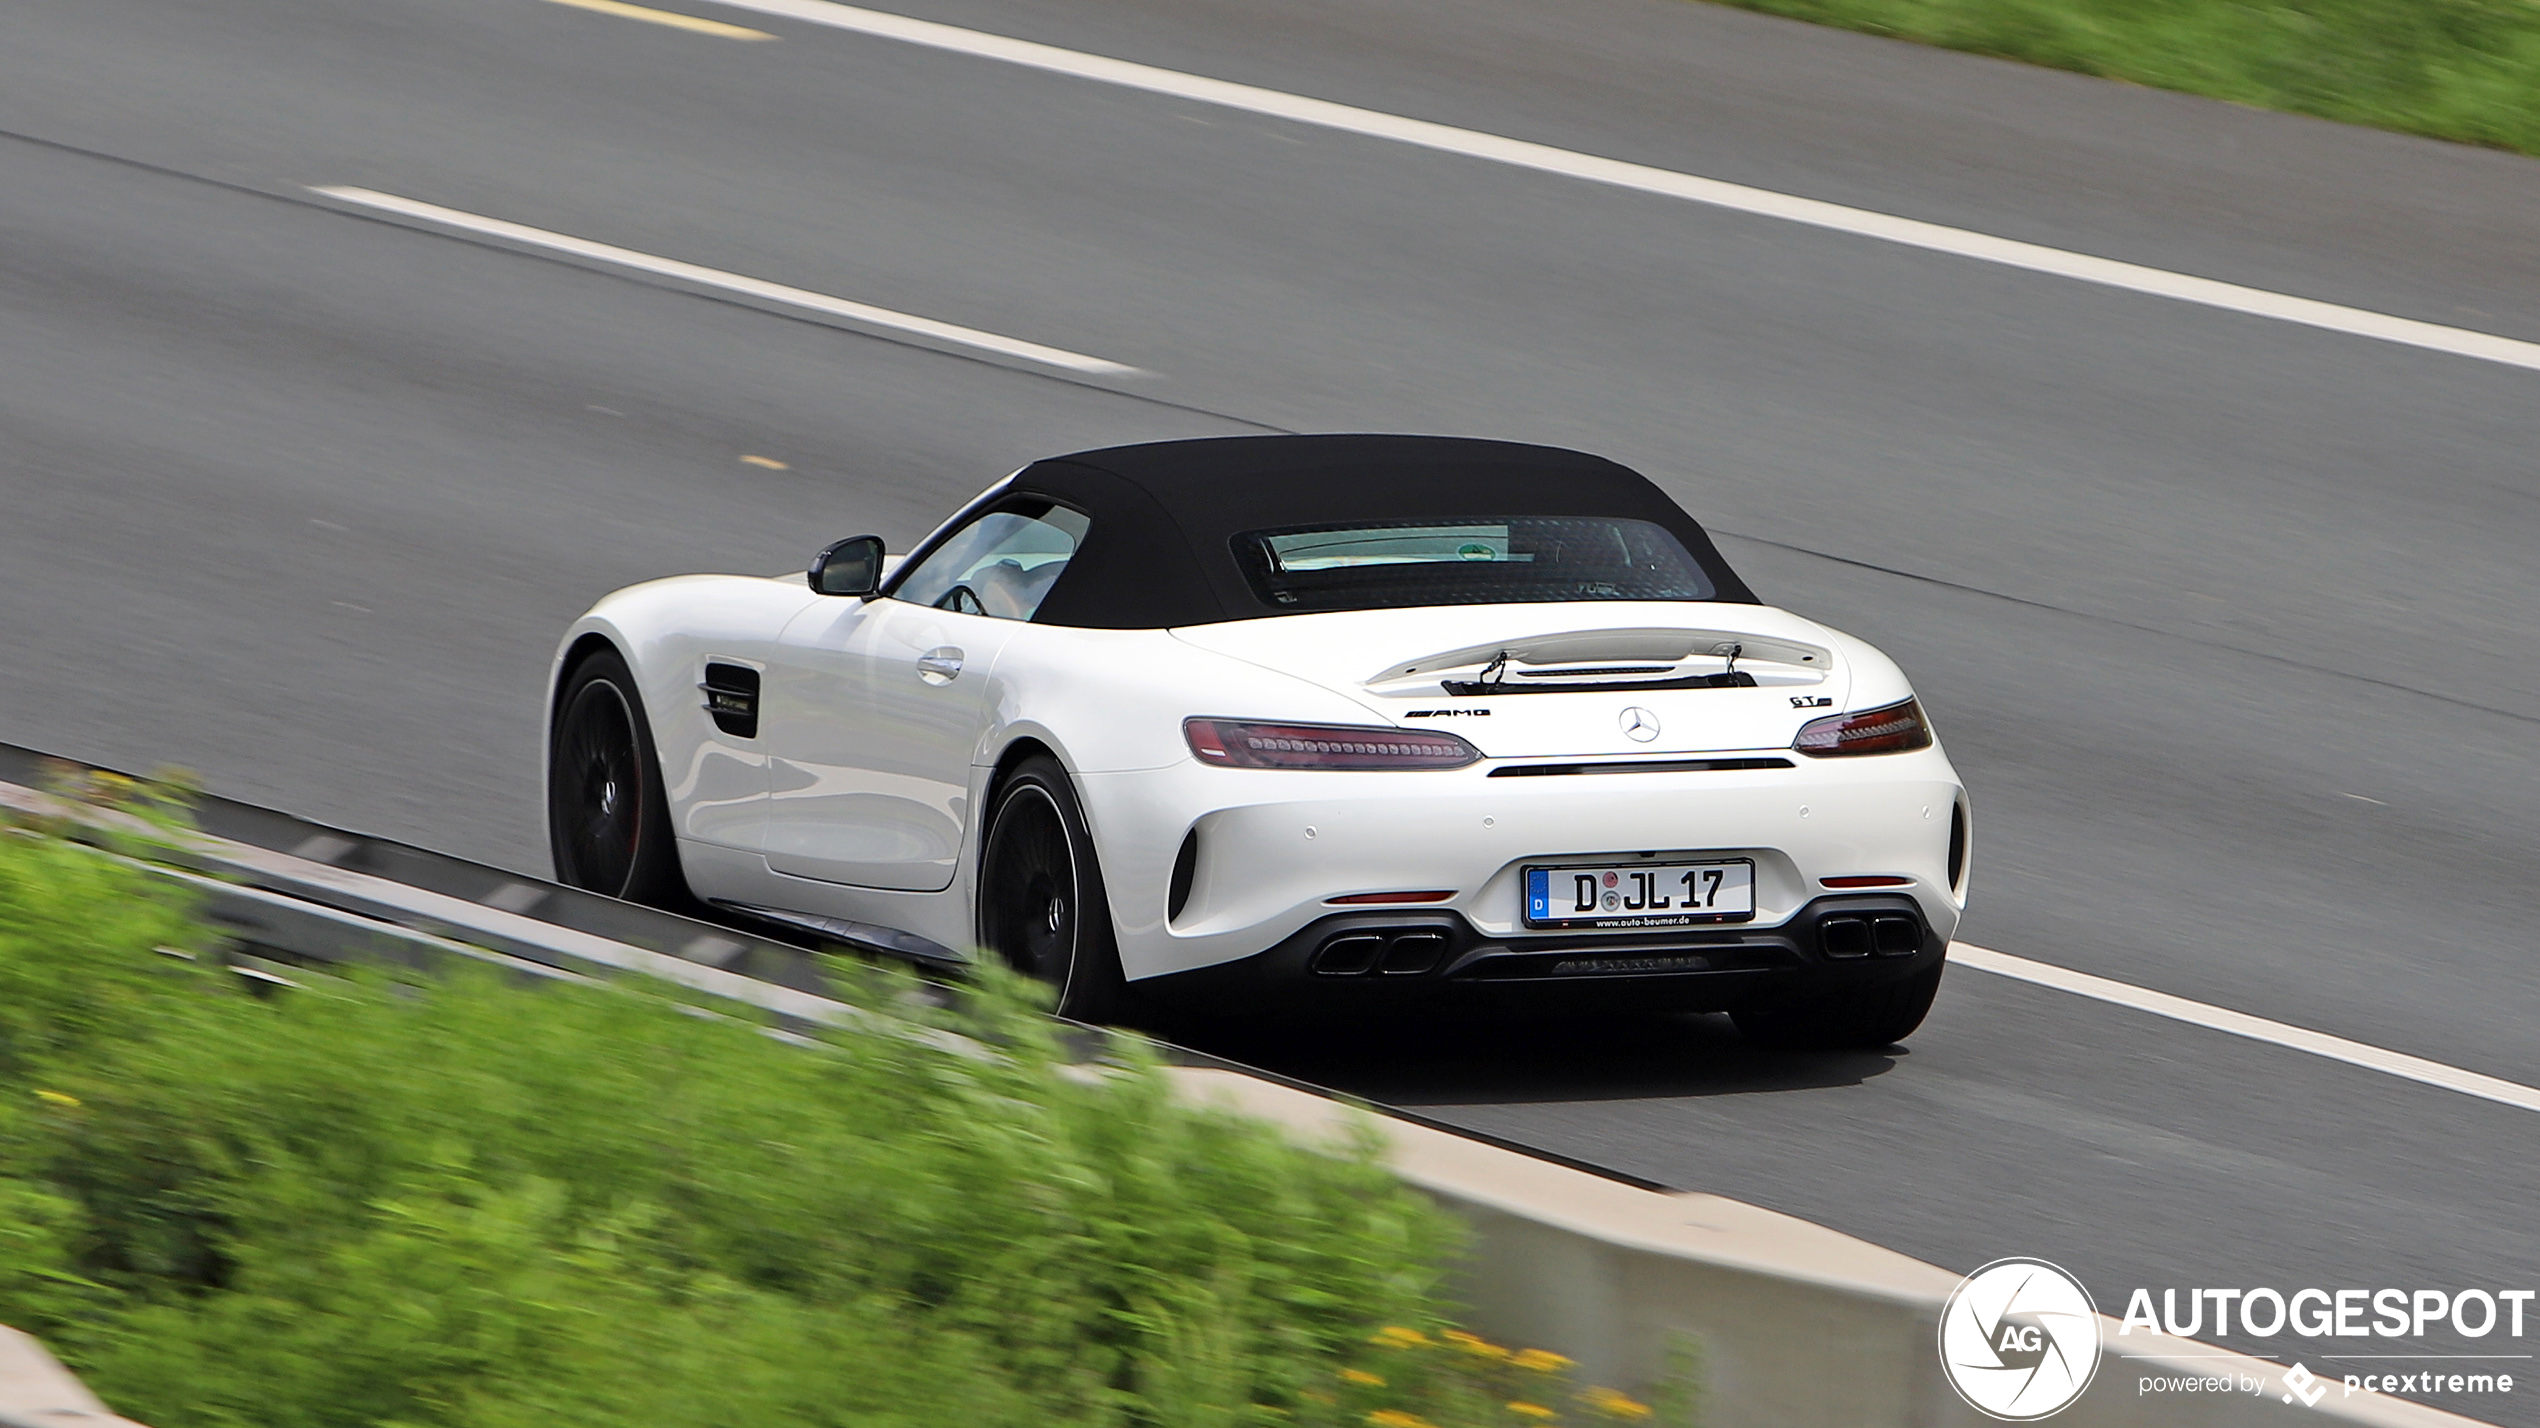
[1820,915,1872,959]
[1379,932,1448,975]
[1871,915,1923,957]
[1312,934,1385,976]
[1311,929,1452,977]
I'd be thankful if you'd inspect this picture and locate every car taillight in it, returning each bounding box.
[1794,697,1933,757]
[1184,718,1481,770]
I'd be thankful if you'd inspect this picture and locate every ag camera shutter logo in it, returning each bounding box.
[1940,1258,2104,1420]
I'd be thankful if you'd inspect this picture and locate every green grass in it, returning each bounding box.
[1710,0,2540,156]
[0,804,1689,1428]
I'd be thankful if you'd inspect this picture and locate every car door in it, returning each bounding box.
[757,499,1090,891]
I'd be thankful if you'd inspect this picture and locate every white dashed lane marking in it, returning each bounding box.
[312,187,1141,376]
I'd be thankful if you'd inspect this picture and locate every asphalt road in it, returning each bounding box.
[3,0,2537,1416]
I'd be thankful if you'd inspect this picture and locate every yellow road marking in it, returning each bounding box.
[739,455,789,469]
[542,0,775,40]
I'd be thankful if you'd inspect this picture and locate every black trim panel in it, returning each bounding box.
[1133,894,1941,1016]
[711,901,965,966]
[1488,757,1794,778]
[1443,670,1758,696]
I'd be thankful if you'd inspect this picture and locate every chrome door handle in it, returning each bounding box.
[916,647,964,684]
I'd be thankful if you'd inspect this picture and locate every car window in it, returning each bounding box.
[892,501,1091,621]
[1234,516,1715,612]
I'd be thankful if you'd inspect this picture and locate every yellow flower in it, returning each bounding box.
[1445,1330,1512,1360]
[1341,1369,1386,1387]
[1512,1349,1574,1373]
[1370,1326,1433,1350]
[33,1090,80,1108]
[1583,1388,1652,1420]
[1507,1402,1558,1421]
[1366,1413,1434,1428]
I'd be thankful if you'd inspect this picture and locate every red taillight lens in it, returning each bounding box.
[1184,718,1481,770]
[1794,697,1933,757]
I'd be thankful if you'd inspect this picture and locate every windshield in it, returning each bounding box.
[1233,517,1717,613]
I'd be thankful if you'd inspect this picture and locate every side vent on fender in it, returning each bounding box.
[701,663,761,739]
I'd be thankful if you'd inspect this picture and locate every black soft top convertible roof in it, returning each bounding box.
[916,434,1757,629]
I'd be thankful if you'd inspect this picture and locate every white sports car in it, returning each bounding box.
[547,435,1967,1046]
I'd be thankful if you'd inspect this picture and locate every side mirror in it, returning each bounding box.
[809,534,886,597]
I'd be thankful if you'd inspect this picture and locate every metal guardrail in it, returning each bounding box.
[0,742,847,993]
[0,740,1668,1189]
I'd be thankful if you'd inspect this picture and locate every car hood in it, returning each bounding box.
[1169,602,1861,758]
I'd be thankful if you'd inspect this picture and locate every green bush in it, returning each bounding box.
[1711,0,2540,157]
[0,813,1687,1428]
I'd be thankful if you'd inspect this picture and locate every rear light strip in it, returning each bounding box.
[1184,718,1480,770]
[1793,697,1934,757]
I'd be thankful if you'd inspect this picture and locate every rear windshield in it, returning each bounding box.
[1233,517,1718,613]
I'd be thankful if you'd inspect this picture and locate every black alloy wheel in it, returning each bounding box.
[979,756,1127,1021]
[547,648,689,908]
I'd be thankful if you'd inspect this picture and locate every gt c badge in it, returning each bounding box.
[1792,696,1834,708]
[1619,706,1661,742]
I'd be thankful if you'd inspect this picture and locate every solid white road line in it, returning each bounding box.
[696,0,2540,376]
[312,187,1139,376]
[1951,943,2540,1116]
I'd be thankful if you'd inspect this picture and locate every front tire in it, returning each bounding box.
[978,755,1128,1022]
[548,647,691,909]
[1732,961,1943,1050]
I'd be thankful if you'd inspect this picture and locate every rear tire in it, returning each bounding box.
[548,647,692,910]
[1732,961,1943,1050]
[978,755,1128,1022]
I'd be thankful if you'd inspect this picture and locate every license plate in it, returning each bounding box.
[1524,858,1755,929]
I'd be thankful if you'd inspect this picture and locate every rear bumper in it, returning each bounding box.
[1131,892,1943,1017]
[1079,747,1968,983]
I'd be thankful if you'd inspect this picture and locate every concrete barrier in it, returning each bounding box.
[0,1328,146,1428]
[1173,1067,2493,1428]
